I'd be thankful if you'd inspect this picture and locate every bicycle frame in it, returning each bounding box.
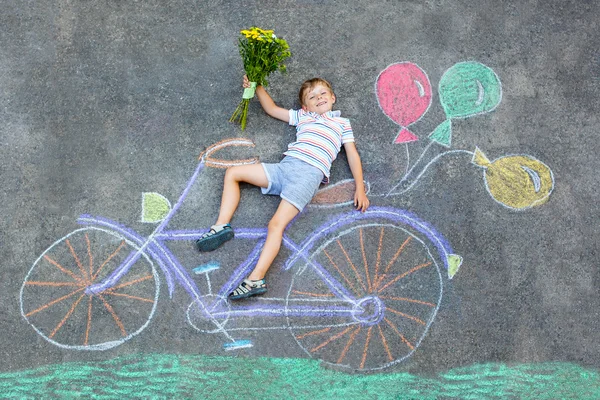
[77,148,458,345]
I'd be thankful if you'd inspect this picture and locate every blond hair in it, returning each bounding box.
[298,78,334,106]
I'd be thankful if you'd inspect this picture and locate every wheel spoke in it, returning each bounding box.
[103,292,154,304]
[386,307,426,325]
[295,327,331,340]
[337,326,361,364]
[25,287,86,317]
[65,238,90,283]
[383,236,412,275]
[380,295,436,308]
[104,274,154,291]
[377,261,432,293]
[43,255,85,284]
[377,325,394,362]
[85,233,93,280]
[337,239,367,292]
[310,325,354,353]
[323,249,361,297]
[25,281,81,287]
[373,227,385,287]
[359,326,373,370]
[384,317,414,350]
[49,292,87,339]
[359,229,372,292]
[97,294,127,337]
[85,295,93,346]
[92,241,126,281]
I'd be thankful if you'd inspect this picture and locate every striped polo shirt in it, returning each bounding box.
[285,109,355,183]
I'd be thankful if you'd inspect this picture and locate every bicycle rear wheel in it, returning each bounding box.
[20,227,159,350]
[286,222,443,371]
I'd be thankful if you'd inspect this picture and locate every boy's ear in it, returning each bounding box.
[332,94,336,104]
[301,104,307,111]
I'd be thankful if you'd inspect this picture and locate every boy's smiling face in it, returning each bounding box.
[302,84,336,114]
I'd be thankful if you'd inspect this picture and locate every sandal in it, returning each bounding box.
[229,279,267,300]
[196,224,234,252]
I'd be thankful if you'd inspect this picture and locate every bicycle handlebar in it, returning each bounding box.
[199,138,259,168]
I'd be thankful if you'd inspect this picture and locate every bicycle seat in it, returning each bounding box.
[309,179,371,207]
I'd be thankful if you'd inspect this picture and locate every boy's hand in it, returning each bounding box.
[243,75,251,88]
[354,190,370,212]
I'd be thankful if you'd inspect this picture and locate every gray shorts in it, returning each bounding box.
[261,156,324,211]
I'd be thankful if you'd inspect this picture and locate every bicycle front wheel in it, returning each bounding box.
[287,223,443,371]
[20,227,159,350]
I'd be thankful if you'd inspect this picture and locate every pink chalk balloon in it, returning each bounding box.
[376,62,432,143]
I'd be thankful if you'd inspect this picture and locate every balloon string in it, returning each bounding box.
[386,141,434,196]
[385,148,474,197]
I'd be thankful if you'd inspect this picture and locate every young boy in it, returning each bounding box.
[196,75,370,300]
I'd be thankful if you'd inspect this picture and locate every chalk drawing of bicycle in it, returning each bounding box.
[20,137,463,372]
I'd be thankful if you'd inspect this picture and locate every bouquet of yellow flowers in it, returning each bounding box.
[229,27,291,130]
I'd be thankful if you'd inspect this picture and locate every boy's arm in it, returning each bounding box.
[244,75,289,123]
[343,142,370,212]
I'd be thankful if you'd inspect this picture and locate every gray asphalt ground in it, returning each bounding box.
[2,0,599,375]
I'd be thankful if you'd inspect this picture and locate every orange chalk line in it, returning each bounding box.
[204,157,259,169]
[295,327,331,340]
[383,236,412,276]
[378,261,432,293]
[25,281,82,287]
[98,294,127,337]
[324,249,360,297]
[85,295,93,346]
[374,227,384,286]
[336,239,367,293]
[103,291,155,304]
[386,306,426,325]
[104,275,154,292]
[92,241,127,281]
[380,295,436,308]
[337,326,361,364]
[291,290,334,298]
[49,292,86,339]
[198,138,255,161]
[25,287,86,317]
[310,325,355,353]
[43,255,84,285]
[85,233,93,281]
[65,238,90,283]
[359,326,374,370]
[359,229,372,292]
[377,324,394,362]
[384,317,414,350]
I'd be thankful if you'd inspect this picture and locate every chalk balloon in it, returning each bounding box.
[439,61,502,119]
[472,148,554,210]
[376,62,432,143]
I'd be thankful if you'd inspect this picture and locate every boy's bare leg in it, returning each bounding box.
[215,164,269,225]
[248,199,299,280]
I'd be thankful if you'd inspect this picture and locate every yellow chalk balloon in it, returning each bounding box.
[472,148,554,210]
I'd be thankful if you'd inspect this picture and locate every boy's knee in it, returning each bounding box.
[224,166,240,182]
[267,217,288,234]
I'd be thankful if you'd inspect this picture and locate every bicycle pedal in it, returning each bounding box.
[223,340,253,351]
[193,261,220,275]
